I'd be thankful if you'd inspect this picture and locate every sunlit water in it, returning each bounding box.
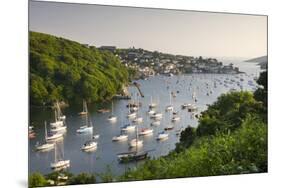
[29,60,262,180]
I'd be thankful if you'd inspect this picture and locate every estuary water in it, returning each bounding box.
[29,60,262,178]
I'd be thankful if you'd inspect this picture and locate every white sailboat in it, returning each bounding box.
[127,103,137,119]
[77,101,93,133]
[50,142,70,170]
[81,112,98,151]
[56,101,66,120]
[35,122,55,151]
[149,96,157,108]
[45,121,64,142]
[129,126,143,148]
[108,101,117,122]
[78,100,88,116]
[50,110,64,128]
[165,92,173,111]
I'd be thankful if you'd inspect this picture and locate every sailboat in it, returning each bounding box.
[56,101,66,120]
[117,125,148,163]
[148,96,157,108]
[129,125,143,148]
[78,100,88,116]
[108,101,117,122]
[50,109,64,128]
[165,92,173,111]
[50,142,70,170]
[76,101,93,133]
[127,101,137,119]
[81,110,98,151]
[36,121,55,151]
[46,121,64,142]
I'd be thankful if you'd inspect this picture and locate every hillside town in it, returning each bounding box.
[98,46,241,79]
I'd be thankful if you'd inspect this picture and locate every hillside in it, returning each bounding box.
[245,56,267,63]
[29,31,129,105]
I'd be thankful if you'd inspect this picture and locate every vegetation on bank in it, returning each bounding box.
[28,71,267,187]
[30,31,129,105]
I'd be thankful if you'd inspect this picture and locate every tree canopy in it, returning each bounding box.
[30,31,129,105]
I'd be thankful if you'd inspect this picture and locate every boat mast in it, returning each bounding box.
[44,121,47,141]
[54,142,57,163]
[111,101,114,116]
[136,125,138,153]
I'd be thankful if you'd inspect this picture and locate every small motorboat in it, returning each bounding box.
[165,105,173,111]
[157,131,169,140]
[151,112,163,119]
[139,128,153,136]
[151,120,161,126]
[171,116,181,122]
[147,109,155,115]
[76,126,93,134]
[121,124,136,131]
[164,125,174,131]
[108,115,117,122]
[127,112,137,119]
[132,117,143,123]
[112,134,128,141]
[92,134,100,139]
[97,108,110,113]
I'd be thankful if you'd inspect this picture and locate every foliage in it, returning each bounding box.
[175,127,197,153]
[254,71,268,119]
[120,115,267,180]
[68,173,96,185]
[196,91,264,137]
[28,172,48,188]
[30,31,129,105]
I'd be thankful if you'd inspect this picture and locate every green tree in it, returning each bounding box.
[28,173,48,188]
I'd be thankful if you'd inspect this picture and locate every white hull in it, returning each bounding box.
[112,135,128,141]
[108,116,117,122]
[121,125,136,131]
[81,141,97,151]
[165,106,174,111]
[171,116,181,122]
[127,113,137,119]
[50,126,67,133]
[148,110,155,115]
[36,143,54,151]
[51,160,70,169]
[151,121,161,126]
[76,126,93,133]
[46,133,63,142]
[50,121,64,128]
[59,115,66,120]
[129,139,143,147]
[157,133,169,140]
[139,129,153,136]
[151,113,163,119]
[133,117,143,123]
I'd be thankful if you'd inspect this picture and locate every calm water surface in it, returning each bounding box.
[29,61,262,179]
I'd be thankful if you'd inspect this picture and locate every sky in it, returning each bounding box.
[29,1,267,58]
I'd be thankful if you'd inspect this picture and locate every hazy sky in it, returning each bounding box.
[29,1,267,58]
